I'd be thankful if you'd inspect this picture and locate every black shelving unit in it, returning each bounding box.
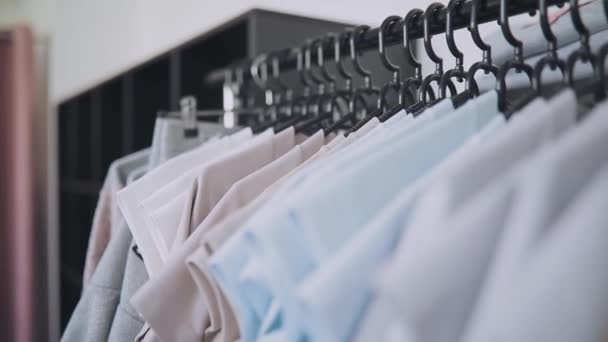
[56,9,353,330]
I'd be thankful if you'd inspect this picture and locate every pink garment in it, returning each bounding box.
[0,25,36,342]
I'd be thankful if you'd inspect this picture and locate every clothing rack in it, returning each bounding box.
[205,0,569,84]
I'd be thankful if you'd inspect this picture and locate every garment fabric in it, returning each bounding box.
[0,25,36,342]
[463,98,608,342]
[84,148,150,285]
[207,103,443,342]
[371,90,577,342]
[463,161,608,342]
[294,114,506,342]
[166,127,296,256]
[117,128,254,275]
[62,222,133,342]
[132,131,323,342]
[207,94,497,341]
[84,119,235,286]
[403,93,569,247]
[65,119,240,341]
[132,126,364,342]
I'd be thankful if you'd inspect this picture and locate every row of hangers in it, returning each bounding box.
[177,0,608,137]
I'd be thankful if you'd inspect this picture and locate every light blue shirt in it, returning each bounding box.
[293,112,506,342]
[253,93,499,341]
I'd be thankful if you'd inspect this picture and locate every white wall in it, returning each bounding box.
[49,0,541,104]
[49,0,420,103]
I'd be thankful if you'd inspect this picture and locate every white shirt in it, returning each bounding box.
[374,90,578,342]
[464,98,608,342]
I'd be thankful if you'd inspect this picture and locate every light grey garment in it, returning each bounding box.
[107,168,150,342]
[83,148,150,285]
[126,165,148,186]
[107,242,149,342]
[487,0,608,66]
[64,119,239,341]
[62,222,132,342]
[148,118,242,169]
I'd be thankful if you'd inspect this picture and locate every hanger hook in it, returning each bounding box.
[570,0,590,48]
[305,38,326,92]
[403,9,424,80]
[446,0,466,70]
[316,34,338,91]
[250,54,268,90]
[539,0,559,58]
[333,32,354,91]
[566,0,596,86]
[295,45,312,97]
[424,3,446,74]
[350,25,373,88]
[499,0,524,62]
[379,15,402,83]
[269,49,292,102]
[469,0,492,64]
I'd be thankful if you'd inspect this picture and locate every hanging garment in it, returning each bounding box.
[0,25,36,342]
[264,94,504,340]
[350,94,570,342]
[64,120,240,342]
[206,93,498,341]
[293,113,506,342]
[463,98,608,342]
[131,125,370,342]
[62,222,133,342]
[241,98,474,341]
[132,130,323,342]
[167,126,296,256]
[83,148,150,285]
[133,128,282,273]
[84,119,235,285]
[195,130,324,237]
[117,128,253,275]
[204,102,449,342]
[464,161,608,342]
[367,90,577,342]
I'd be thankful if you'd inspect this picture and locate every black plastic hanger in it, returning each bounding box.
[565,0,597,90]
[323,31,362,134]
[532,0,567,94]
[419,3,457,106]
[378,8,426,122]
[294,35,352,134]
[249,50,299,132]
[344,15,402,134]
[273,45,316,132]
[439,0,467,101]
[576,0,608,106]
[463,0,499,99]
[324,26,379,134]
[496,0,535,117]
[377,15,404,112]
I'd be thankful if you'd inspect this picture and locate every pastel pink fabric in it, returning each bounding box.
[0,25,36,342]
